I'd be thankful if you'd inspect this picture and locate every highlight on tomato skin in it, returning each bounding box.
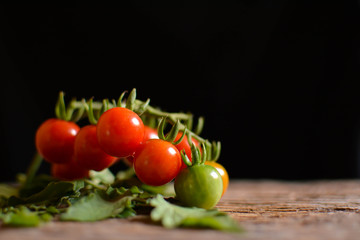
[35,118,80,164]
[133,139,182,186]
[205,161,229,196]
[74,125,118,171]
[96,107,145,158]
[143,126,159,141]
[51,156,90,181]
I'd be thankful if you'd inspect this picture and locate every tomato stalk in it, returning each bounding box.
[23,152,43,187]
[69,99,85,122]
[157,116,187,145]
[54,89,221,161]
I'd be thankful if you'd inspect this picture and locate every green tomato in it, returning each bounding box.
[174,164,223,209]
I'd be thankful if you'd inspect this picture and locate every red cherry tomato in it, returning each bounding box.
[35,118,80,164]
[51,157,90,181]
[133,139,182,186]
[74,125,118,171]
[96,107,145,158]
[143,125,159,141]
[174,132,200,169]
[124,126,159,166]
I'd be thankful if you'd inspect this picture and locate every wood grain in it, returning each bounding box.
[1,180,360,240]
[221,180,360,240]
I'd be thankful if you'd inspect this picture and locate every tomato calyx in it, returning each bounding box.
[157,116,188,145]
[55,91,85,122]
[180,142,207,168]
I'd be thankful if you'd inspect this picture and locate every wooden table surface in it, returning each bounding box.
[1,179,360,240]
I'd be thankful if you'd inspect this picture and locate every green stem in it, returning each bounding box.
[24,152,43,187]
[140,103,191,120]
[139,102,207,143]
[52,90,223,163]
[66,97,208,145]
[72,99,190,121]
[54,92,221,161]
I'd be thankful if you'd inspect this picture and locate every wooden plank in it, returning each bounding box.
[1,180,360,240]
[220,180,360,239]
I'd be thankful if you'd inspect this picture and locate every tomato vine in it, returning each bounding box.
[0,88,240,232]
[54,88,221,162]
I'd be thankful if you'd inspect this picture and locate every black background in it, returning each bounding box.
[0,3,359,181]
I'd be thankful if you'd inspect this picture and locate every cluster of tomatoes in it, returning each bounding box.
[35,105,229,209]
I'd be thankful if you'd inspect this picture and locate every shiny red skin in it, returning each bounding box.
[51,157,90,181]
[35,118,80,164]
[124,126,159,165]
[74,125,118,171]
[174,132,200,169]
[133,139,182,186]
[96,107,145,158]
[143,125,159,141]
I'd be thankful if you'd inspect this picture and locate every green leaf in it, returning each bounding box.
[18,174,58,198]
[8,180,84,206]
[0,184,18,198]
[115,167,136,181]
[140,183,175,198]
[181,215,242,232]
[0,196,8,208]
[26,181,83,204]
[149,195,242,232]
[60,190,135,222]
[103,186,140,201]
[46,206,60,214]
[117,207,136,218]
[0,206,49,227]
[89,169,115,185]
